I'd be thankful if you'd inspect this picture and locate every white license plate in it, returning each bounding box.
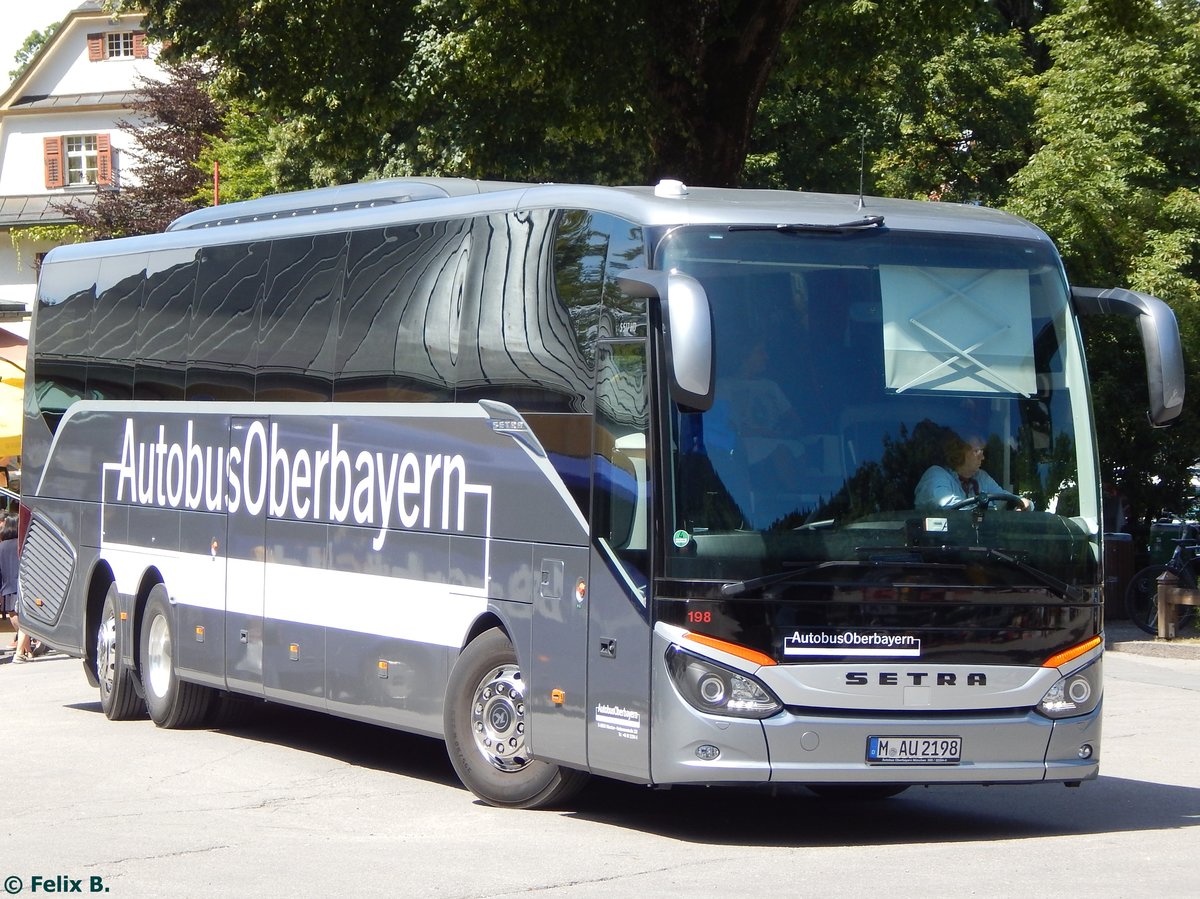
[866,735,962,764]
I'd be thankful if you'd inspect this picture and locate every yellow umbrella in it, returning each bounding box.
[0,380,22,456]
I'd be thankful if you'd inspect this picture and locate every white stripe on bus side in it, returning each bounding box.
[101,542,489,648]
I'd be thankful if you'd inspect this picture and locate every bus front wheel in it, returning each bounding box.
[444,628,588,809]
[139,584,212,728]
[97,583,144,721]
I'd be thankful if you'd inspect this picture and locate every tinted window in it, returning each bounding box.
[455,210,597,413]
[89,253,145,401]
[257,233,345,402]
[32,257,97,429]
[136,248,197,401]
[186,241,267,401]
[336,222,467,402]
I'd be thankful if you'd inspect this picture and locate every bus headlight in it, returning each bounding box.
[665,646,782,719]
[1037,659,1102,719]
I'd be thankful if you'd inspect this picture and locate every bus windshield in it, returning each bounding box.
[659,225,1099,591]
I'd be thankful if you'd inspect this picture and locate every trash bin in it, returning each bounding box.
[1149,519,1185,565]
[1104,532,1133,619]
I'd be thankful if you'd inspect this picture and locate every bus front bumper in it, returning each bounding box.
[649,702,1101,787]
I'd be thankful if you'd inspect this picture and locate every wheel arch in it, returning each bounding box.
[82,559,116,687]
[460,611,508,654]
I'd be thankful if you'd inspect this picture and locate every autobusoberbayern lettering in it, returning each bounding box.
[103,417,491,550]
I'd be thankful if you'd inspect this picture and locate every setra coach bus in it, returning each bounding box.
[17,178,1184,807]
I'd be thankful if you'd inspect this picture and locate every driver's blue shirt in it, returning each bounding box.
[915,465,1006,510]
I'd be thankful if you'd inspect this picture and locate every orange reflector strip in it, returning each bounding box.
[378,660,388,670]
[1042,635,1102,668]
[683,631,776,667]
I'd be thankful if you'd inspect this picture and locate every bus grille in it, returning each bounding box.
[18,517,76,627]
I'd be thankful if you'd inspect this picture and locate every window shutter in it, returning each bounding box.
[87,33,104,62]
[96,133,113,187]
[132,32,149,59]
[43,137,65,189]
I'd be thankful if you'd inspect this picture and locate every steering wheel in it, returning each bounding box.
[946,491,1026,511]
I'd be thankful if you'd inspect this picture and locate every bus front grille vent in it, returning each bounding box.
[18,518,76,627]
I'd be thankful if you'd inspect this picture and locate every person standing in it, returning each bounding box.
[0,515,30,663]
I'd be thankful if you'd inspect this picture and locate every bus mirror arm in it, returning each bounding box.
[1071,286,1185,428]
[618,269,715,412]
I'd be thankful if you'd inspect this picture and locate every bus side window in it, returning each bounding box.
[33,257,98,431]
[136,248,197,401]
[89,253,145,402]
[257,233,345,402]
[594,339,649,573]
[186,241,268,402]
[337,223,463,403]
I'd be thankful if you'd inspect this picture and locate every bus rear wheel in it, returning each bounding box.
[97,583,144,721]
[444,628,588,809]
[139,584,212,728]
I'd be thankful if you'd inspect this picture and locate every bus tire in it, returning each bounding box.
[97,583,144,721]
[139,584,212,728]
[444,628,588,809]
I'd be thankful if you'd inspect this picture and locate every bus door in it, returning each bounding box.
[584,337,653,780]
[225,417,265,696]
[529,542,591,766]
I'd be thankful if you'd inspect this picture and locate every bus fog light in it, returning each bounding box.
[695,744,721,761]
[1078,743,1093,760]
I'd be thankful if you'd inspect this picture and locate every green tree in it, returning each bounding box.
[8,23,60,82]
[1005,0,1200,530]
[135,0,807,187]
[59,60,224,237]
[746,0,1044,202]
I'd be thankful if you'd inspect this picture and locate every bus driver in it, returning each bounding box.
[915,430,1031,511]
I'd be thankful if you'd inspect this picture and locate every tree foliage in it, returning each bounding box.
[1005,0,1200,529]
[8,23,60,82]
[116,0,1200,530]
[58,60,224,238]
[135,0,806,187]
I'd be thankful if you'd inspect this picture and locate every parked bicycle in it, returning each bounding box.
[1124,522,1200,635]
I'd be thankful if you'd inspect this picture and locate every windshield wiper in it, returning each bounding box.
[860,544,1089,603]
[720,562,824,598]
[728,216,884,234]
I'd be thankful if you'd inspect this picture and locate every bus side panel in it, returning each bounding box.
[263,517,326,710]
[584,547,652,782]
[165,508,227,689]
[226,417,265,697]
[527,542,589,767]
[325,524,459,734]
[18,497,88,655]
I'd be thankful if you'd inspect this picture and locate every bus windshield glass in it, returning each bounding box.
[658,225,1098,592]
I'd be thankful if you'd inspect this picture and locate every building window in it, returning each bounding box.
[66,136,99,184]
[44,134,113,189]
[87,31,149,61]
[106,32,134,58]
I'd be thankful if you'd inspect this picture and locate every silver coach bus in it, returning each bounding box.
[17,178,1183,807]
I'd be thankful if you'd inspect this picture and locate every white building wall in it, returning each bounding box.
[0,7,165,312]
[0,109,144,194]
[0,235,58,310]
[25,16,162,98]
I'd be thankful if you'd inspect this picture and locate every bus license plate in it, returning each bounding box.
[866,736,962,765]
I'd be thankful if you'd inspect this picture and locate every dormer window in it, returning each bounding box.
[106,32,135,58]
[87,31,149,61]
